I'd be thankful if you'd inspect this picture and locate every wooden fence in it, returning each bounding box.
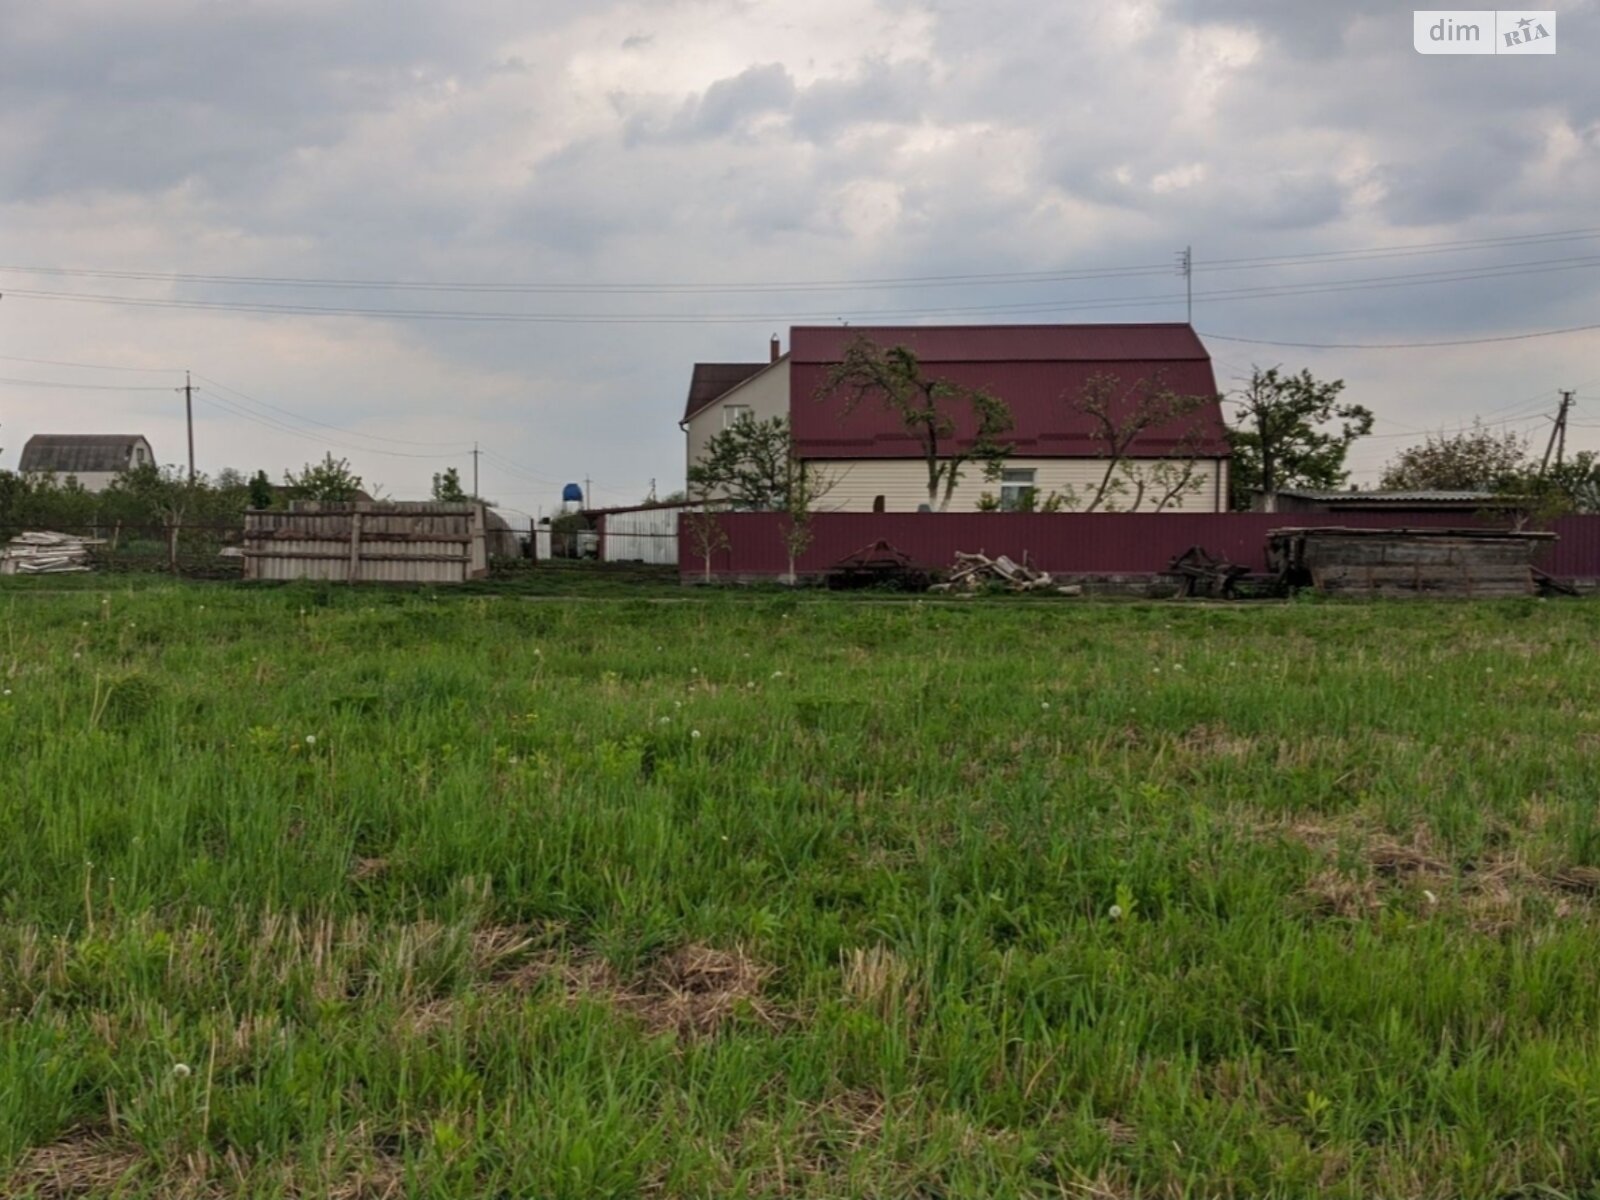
[243,501,489,583]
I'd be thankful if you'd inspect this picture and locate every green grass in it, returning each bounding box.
[3,583,1600,1197]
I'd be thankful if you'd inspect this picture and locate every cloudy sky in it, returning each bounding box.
[1,0,1596,509]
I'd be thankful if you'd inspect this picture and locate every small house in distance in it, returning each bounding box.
[19,434,155,492]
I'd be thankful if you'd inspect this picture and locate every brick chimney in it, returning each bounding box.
[769,334,781,362]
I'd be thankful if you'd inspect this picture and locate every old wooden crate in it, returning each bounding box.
[1267,526,1557,598]
[243,501,489,583]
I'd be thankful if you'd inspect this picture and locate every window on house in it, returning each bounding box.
[999,468,1036,511]
[723,404,752,428]
[134,446,147,465]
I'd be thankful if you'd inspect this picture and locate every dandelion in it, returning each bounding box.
[691,729,702,739]
[2,689,11,697]
[771,670,784,679]
[172,1063,192,1079]
[658,716,670,725]
[1173,663,1184,671]
[1109,904,1124,921]
[305,735,317,746]
[673,700,682,709]
[1152,666,1162,674]
[1041,701,1051,709]
[73,652,81,660]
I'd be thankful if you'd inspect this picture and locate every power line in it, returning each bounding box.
[189,390,461,460]
[0,374,175,391]
[6,251,1600,325]
[1200,322,1600,350]
[191,371,475,450]
[0,352,180,373]
[5,225,1597,295]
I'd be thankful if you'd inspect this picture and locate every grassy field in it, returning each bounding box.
[3,582,1600,1198]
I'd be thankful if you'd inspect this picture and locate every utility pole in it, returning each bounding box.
[1539,390,1576,475]
[584,475,592,506]
[1176,246,1193,324]
[470,442,481,499]
[178,370,195,483]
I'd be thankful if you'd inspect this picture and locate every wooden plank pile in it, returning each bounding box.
[0,531,104,575]
[929,551,1082,595]
[1268,527,1557,598]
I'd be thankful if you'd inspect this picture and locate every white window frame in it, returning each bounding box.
[999,467,1036,511]
[723,403,753,428]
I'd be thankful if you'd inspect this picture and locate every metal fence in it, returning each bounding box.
[682,511,1600,583]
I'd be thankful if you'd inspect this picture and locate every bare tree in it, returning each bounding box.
[777,458,836,585]
[681,500,729,584]
[1069,373,1214,512]
[816,335,1013,511]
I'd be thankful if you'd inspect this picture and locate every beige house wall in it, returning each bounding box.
[810,457,1230,513]
[683,358,790,496]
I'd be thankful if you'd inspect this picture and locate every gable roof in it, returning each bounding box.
[682,363,769,422]
[19,434,152,474]
[790,324,1228,459]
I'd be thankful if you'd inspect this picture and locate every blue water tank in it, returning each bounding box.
[562,483,584,503]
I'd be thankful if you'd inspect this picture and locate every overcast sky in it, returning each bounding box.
[1,0,1596,509]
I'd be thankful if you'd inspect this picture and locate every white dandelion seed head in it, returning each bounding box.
[305,735,317,745]
[1041,701,1051,709]
[658,716,670,725]
[691,729,702,739]
[673,700,682,708]
[172,1063,192,1079]
[73,652,81,660]
[1109,904,1124,921]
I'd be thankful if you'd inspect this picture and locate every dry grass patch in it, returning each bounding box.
[490,942,779,1038]
[9,1134,145,1198]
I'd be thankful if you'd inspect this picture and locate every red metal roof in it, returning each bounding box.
[790,324,1228,459]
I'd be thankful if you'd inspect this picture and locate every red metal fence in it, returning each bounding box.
[681,512,1600,580]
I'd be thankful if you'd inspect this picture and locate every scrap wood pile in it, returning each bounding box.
[0,531,103,575]
[929,551,1081,595]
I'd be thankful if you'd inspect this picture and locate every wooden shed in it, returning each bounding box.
[1268,526,1557,598]
[243,501,489,583]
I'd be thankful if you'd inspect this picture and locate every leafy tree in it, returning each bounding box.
[687,416,794,510]
[248,469,275,509]
[284,454,364,502]
[1069,372,1215,512]
[1225,367,1372,509]
[657,489,689,505]
[432,466,469,502]
[1509,451,1600,520]
[816,335,1014,511]
[1380,422,1529,491]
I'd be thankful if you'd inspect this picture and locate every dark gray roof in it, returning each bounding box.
[682,363,768,421]
[19,434,152,474]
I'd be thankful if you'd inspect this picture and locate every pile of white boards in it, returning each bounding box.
[0,531,103,575]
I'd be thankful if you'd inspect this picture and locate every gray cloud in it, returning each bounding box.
[1,0,1597,500]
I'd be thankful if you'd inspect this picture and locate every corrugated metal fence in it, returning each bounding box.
[244,501,489,583]
[683,511,1600,581]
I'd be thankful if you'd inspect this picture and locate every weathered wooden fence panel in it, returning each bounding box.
[243,502,488,583]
